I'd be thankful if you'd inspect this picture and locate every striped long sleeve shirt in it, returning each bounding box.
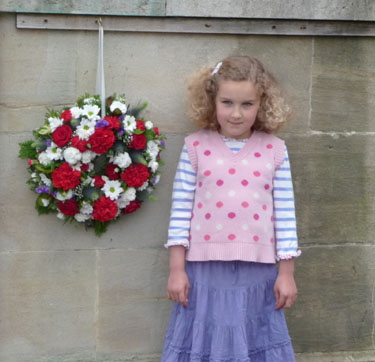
[166,137,301,260]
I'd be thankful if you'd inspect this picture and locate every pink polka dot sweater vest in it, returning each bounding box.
[185,130,285,263]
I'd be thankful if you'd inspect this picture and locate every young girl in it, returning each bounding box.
[161,56,301,362]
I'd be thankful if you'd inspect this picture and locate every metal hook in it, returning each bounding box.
[97,17,102,27]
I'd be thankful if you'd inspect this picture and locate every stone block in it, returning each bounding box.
[97,296,171,355]
[0,250,97,362]
[0,0,166,16]
[166,0,375,21]
[286,245,375,353]
[285,134,375,245]
[311,38,375,132]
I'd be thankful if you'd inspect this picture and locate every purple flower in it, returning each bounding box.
[118,127,125,137]
[46,139,51,147]
[160,140,166,147]
[35,186,50,194]
[52,191,58,197]
[95,119,109,128]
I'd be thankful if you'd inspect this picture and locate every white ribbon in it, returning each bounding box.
[96,21,105,119]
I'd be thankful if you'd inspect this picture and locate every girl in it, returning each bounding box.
[161,56,301,362]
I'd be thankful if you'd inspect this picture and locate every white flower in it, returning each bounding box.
[117,187,136,208]
[38,152,51,166]
[145,121,153,130]
[70,106,83,119]
[40,173,52,186]
[113,152,131,169]
[81,150,96,163]
[45,142,63,162]
[102,180,124,200]
[31,172,37,180]
[83,176,93,186]
[82,104,100,121]
[123,115,136,133]
[110,101,127,114]
[41,198,50,207]
[74,213,91,222]
[148,160,159,173]
[56,190,73,201]
[138,181,149,191]
[57,212,66,220]
[83,97,96,105]
[48,117,63,132]
[146,186,153,194]
[76,119,96,140]
[63,147,82,165]
[146,140,159,160]
[80,201,93,215]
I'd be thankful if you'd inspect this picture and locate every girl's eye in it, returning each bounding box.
[243,102,253,107]
[222,100,232,105]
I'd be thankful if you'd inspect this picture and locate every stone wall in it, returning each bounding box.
[0,8,375,362]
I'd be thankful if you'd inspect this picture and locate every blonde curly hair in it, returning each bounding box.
[187,56,291,133]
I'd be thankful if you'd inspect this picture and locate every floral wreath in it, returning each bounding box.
[19,94,165,236]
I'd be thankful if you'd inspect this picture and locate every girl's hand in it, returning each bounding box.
[274,259,298,310]
[167,269,190,308]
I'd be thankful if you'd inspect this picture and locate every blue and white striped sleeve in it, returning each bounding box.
[273,146,301,260]
[164,144,196,249]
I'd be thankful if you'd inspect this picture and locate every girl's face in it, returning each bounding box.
[215,80,260,140]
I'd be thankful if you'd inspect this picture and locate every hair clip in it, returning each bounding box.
[211,62,222,75]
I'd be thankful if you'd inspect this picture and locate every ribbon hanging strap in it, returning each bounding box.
[96,20,105,119]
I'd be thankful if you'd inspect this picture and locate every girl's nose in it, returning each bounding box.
[232,106,241,119]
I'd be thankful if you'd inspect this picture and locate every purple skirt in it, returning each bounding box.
[161,261,295,362]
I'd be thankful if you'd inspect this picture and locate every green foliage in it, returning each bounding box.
[94,221,108,236]
[18,140,38,160]
[35,196,53,215]
[93,154,107,174]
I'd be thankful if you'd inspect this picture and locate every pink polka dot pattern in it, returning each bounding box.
[204,170,211,177]
[241,202,249,208]
[216,179,224,186]
[193,141,199,146]
[228,234,236,240]
[205,213,211,219]
[241,180,248,186]
[198,182,203,188]
[216,201,224,208]
[204,150,211,156]
[191,213,194,219]
[228,212,236,219]
[253,235,259,242]
[270,238,274,243]
[264,184,270,190]
[253,171,261,177]
[270,216,274,222]
[254,152,261,158]
[253,213,260,220]
[266,144,273,149]
[197,202,203,209]
[262,205,267,211]
[204,234,210,241]
[228,168,236,175]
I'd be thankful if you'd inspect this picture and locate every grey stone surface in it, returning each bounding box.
[288,245,375,352]
[0,0,166,16]
[0,250,97,362]
[311,38,375,132]
[166,0,375,21]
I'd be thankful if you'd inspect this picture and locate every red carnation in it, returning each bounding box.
[106,163,120,180]
[58,199,79,216]
[136,120,145,131]
[61,110,72,122]
[153,127,159,136]
[89,128,115,154]
[129,133,146,150]
[71,136,88,152]
[52,162,81,191]
[92,196,118,222]
[81,163,90,172]
[104,116,121,130]
[123,200,142,214]
[93,175,105,189]
[52,124,73,147]
[121,163,149,188]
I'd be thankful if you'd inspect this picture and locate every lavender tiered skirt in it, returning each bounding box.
[161,261,295,362]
